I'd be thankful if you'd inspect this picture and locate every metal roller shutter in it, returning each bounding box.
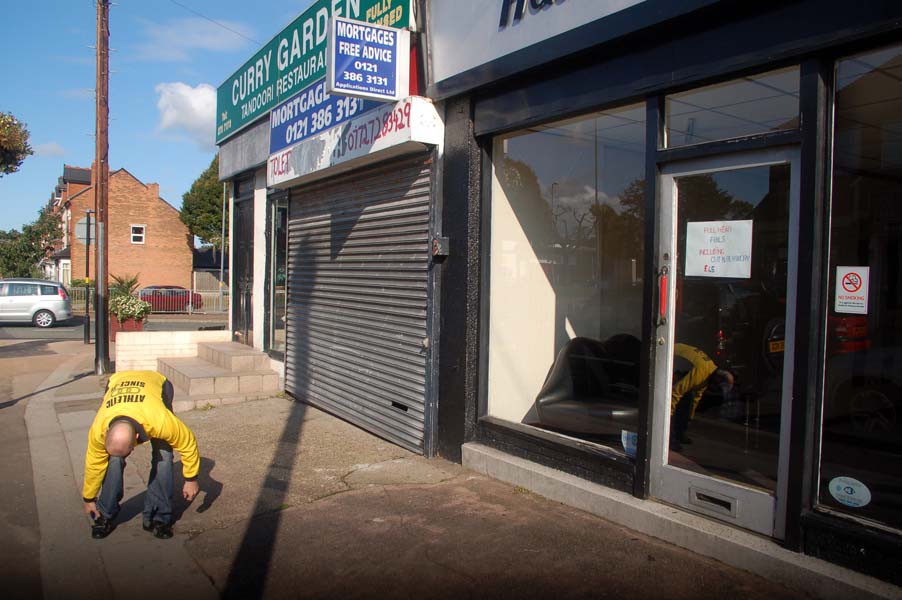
[286,154,432,453]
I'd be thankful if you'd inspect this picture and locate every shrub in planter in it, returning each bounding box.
[108,274,151,341]
[109,293,151,323]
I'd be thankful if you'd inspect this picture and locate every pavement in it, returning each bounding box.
[1,338,889,599]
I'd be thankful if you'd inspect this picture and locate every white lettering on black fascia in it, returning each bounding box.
[499,0,555,28]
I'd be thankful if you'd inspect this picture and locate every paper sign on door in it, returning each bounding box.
[685,220,753,278]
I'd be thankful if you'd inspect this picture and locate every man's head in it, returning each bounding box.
[106,420,137,457]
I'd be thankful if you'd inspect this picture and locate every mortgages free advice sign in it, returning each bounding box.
[216,0,410,144]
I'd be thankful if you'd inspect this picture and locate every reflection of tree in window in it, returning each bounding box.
[593,178,645,287]
[497,155,555,250]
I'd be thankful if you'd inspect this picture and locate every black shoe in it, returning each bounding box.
[669,438,683,452]
[91,516,115,539]
[143,520,173,539]
[679,435,693,445]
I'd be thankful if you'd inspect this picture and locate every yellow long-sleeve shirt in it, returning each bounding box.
[670,343,718,417]
[82,371,199,501]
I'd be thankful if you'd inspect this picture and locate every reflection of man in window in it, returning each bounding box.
[670,343,734,451]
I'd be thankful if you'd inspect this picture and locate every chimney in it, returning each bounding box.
[148,183,160,198]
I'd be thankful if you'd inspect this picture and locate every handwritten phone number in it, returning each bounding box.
[282,97,365,145]
[333,102,412,161]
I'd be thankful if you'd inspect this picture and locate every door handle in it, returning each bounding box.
[658,265,669,327]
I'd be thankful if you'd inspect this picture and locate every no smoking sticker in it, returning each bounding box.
[841,272,863,293]
[835,266,869,314]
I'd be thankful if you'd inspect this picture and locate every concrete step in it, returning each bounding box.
[197,342,271,373]
[158,356,279,398]
[169,385,278,413]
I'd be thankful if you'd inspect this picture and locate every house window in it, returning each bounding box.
[131,225,146,244]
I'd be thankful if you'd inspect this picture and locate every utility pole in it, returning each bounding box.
[94,0,111,374]
[84,209,93,345]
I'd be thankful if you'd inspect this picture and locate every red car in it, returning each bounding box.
[139,285,203,312]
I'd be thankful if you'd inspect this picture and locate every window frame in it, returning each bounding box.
[477,64,807,495]
[130,224,146,245]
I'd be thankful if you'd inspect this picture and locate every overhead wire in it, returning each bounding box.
[167,0,261,45]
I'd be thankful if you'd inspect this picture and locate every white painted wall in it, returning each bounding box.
[115,330,232,371]
[487,152,557,423]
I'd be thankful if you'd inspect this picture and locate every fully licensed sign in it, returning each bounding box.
[327,16,410,101]
[216,0,411,144]
[268,96,443,187]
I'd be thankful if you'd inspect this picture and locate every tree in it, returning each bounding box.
[0,112,34,177]
[181,154,228,248]
[0,205,62,277]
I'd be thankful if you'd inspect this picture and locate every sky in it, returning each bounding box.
[0,0,317,232]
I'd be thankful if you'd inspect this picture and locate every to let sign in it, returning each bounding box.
[327,16,409,101]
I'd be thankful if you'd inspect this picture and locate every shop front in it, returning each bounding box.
[218,1,447,454]
[428,0,902,583]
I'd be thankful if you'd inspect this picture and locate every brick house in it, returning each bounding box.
[49,165,192,290]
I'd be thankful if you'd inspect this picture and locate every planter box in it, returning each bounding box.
[109,317,145,342]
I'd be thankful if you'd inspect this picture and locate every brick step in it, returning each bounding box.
[197,342,272,372]
[158,356,279,397]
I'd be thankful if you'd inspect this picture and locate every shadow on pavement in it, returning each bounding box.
[0,340,53,356]
[222,233,315,599]
[116,457,224,525]
[222,400,309,598]
[0,368,94,410]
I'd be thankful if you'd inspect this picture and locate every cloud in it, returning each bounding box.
[155,82,216,150]
[34,142,66,157]
[134,17,254,62]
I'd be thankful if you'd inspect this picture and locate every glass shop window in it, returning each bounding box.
[488,103,646,455]
[665,66,799,148]
[819,44,902,531]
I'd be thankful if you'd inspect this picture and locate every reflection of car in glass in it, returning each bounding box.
[530,335,641,437]
[0,278,72,328]
[717,280,786,384]
[679,278,785,399]
[822,346,901,448]
[138,285,203,312]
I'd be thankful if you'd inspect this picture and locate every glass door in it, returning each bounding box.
[651,148,799,538]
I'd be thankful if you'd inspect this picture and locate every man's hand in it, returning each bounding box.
[84,501,98,520]
[183,480,200,502]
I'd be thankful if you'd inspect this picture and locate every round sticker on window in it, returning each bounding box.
[828,476,871,508]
